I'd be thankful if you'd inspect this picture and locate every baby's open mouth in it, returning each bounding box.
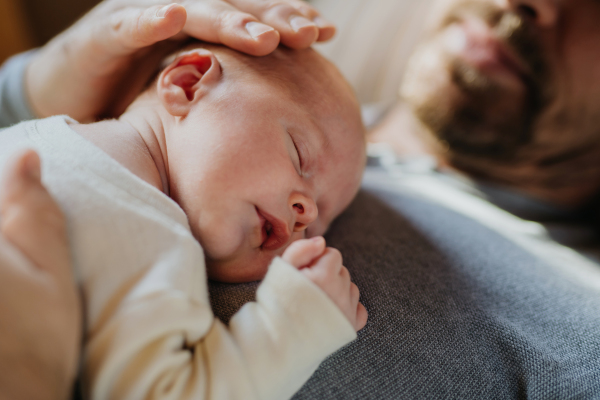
[256,207,291,251]
[263,220,273,244]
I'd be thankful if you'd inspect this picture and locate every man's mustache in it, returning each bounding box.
[496,12,547,91]
[443,1,549,96]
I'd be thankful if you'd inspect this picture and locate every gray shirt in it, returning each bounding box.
[0,51,36,129]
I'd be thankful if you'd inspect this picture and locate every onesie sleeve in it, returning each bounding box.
[0,51,37,129]
[84,257,357,400]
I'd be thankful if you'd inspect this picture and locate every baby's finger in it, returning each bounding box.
[182,0,280,56]
[314,247,343,276]
[349,280,360,304]
[282,236,326,268]
[0,150,71,278]
[355,302,368,331]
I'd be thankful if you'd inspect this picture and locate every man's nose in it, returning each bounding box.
[289,193,318,233]
[501,0,559,27]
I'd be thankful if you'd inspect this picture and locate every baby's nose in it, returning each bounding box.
[290,194,318,232]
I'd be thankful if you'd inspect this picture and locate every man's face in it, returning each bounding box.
[166,48,365,283]
[402,0,600,187]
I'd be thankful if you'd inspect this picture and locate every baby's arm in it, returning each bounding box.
[203,237,366,399]
[283,237,368,331]
[86,238,363,400]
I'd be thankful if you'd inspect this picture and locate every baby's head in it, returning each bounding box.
[130,42,365,283]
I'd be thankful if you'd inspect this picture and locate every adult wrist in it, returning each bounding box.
[25,40,70,119]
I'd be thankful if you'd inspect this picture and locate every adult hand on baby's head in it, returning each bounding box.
[0,150,81,400]
[26,0,335,122]
[283,237,368,332]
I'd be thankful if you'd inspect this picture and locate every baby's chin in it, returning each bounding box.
[205,250,279,283]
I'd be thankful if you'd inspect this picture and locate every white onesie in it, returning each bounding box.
[0,116,356,400]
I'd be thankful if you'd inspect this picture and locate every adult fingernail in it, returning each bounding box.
[311,236,324,244]
[290,16,316,32]
[246,22,274,39]
[156,4,176,19]
[313,16,334,28]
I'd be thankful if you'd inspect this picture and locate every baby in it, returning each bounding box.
[0,42,367,400]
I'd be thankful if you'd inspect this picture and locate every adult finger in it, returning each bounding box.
[225,0,336,48]
[337,265,352,297]
[0,150,71,278]
[349,282,368,331]
[282,236,326,268]
[181,0,280,56]
[91,3,188,57]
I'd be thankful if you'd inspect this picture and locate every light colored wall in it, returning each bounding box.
[310,0,434,108]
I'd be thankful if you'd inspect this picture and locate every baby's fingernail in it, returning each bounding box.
[313,16,334,29]
[246,22,275,39]
[290,16,316,32]
[156,4,176,19]
[311,236,324,244]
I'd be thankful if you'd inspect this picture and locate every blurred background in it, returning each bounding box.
[0,0,100,63]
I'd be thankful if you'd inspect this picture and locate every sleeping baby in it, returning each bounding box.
[0,42,367,400]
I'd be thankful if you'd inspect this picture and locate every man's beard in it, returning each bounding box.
[402,1,550,161]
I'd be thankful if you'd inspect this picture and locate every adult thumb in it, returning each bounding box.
[100,4,187,56]
[0,150,71,276]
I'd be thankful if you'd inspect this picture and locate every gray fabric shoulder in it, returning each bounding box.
[0,51,38,129]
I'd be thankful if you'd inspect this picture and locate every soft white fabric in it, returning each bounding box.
[311,0,434,109]
[0,116,356,400]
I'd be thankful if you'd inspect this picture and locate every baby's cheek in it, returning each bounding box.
[191,217,245,262]
[305,221,328,239]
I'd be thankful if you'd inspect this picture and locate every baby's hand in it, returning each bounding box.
[282,237,368,331]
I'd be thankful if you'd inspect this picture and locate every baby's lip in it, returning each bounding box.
[256,207,291,251]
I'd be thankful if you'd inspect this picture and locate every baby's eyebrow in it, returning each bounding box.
[306,115,330,152]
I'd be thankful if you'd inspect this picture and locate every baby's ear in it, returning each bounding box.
[157,49,222,117]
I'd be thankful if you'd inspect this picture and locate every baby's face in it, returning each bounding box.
[164,47,365,282]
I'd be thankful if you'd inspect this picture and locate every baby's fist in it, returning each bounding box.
[282,237,368,331]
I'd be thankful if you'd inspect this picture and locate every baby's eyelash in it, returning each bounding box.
[289,133,303,170]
